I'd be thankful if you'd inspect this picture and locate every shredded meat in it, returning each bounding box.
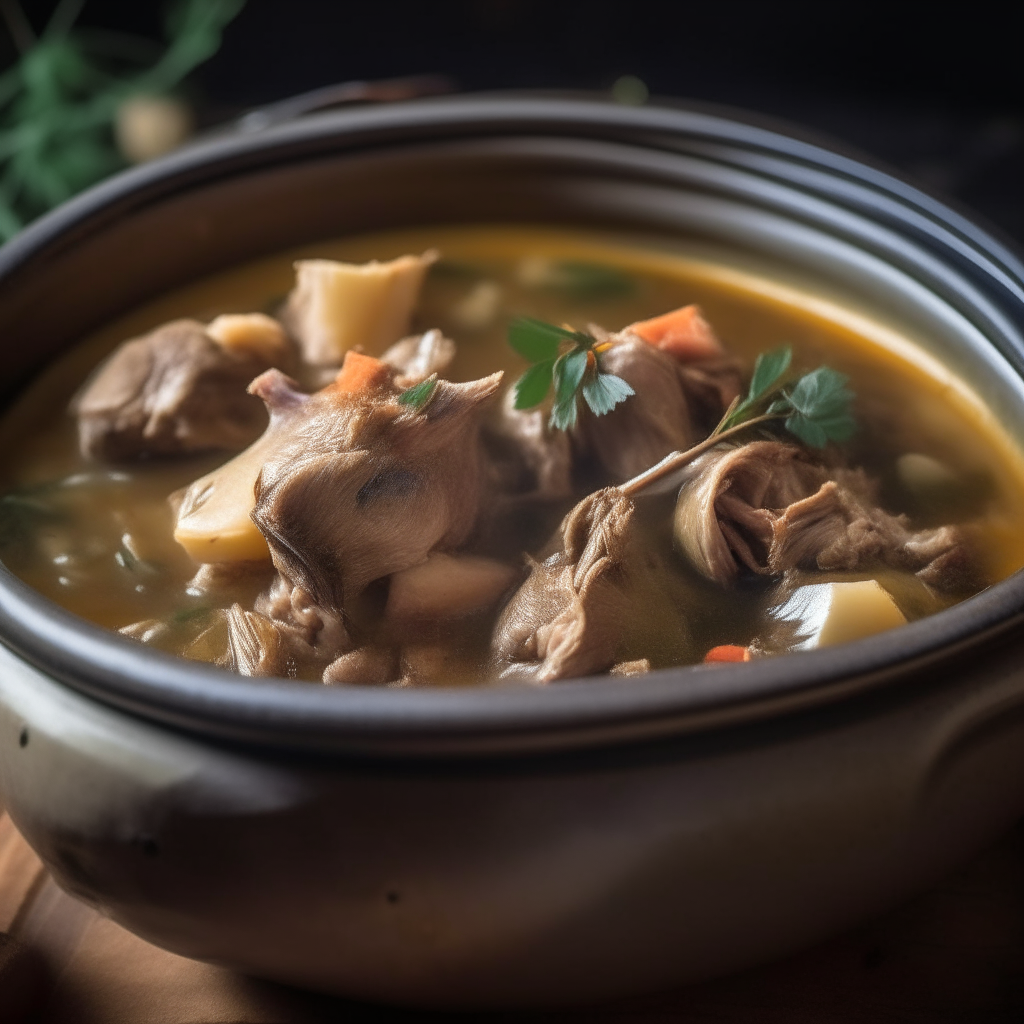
[73,318,290,462]
[222,574,354,679]
[674,441,980,593]
[575,337,742,481]
[492,489,694,682]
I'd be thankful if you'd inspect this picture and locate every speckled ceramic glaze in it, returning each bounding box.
[2,96,1024,1008]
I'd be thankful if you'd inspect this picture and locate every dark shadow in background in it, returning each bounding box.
[7,0,1024,242]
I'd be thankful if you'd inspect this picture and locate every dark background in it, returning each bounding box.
[5,0,1023,242]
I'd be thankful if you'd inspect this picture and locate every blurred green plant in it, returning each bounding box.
[0,0,245,241]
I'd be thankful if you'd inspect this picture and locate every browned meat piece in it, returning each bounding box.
[575,337,743,482]
[250,364,503,613]
[485,387,574,499]
[674,441,981,593]
[254,574,350,651]
[492,489,695,682]
[223,572,354,679]
[73,318,291,462]
[226,605,324,679]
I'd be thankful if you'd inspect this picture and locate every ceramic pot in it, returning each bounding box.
[1,95,1024,1008]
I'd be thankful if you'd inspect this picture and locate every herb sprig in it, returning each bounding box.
[509,317,634,430]
[715,346,856,447]
[622,346,857,496]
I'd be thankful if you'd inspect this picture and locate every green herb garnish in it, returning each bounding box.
[622,345,857,496]
[716,346,856,446]
[509,317,634,430]
[0,0,244,241]
[398,374,439,410]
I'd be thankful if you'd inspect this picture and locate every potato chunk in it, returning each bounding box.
[772,579,907,649]
[284,252,437,365]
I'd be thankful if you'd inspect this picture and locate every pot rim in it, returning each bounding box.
[2,92,1024,757]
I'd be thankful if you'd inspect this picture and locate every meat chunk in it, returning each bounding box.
[674,441,981,593]
[492,489,695,682]
[485,386,574,500]
[74,317,291,462]
[574,337,742,482]
[247,359,502,612]
[323,646,399,686]
[223,574,353,679]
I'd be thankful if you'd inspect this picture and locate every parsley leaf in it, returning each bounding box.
[783,366,856,447]
[514,360,555,409]
[507,316,635,429]
[509,317,581,362]
[721,346,792,430]
[582,373,635,415]
[550,349,589,430]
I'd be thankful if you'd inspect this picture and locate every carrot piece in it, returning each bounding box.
[628,304,723,362]
[704,644,751,663]
[330,350,391,395]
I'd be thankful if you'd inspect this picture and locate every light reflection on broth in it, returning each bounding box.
[1,225,1022,685]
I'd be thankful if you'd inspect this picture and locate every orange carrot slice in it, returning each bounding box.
[704,644,751,663]
[330,350,391,395]
[628,304,723,362]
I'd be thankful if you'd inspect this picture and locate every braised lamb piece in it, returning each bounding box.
[492,488,695,682]
[575,336,743,481]
[673,441,979,593]
[251,361,502,613]
[570,307,742,483]
[73,315,292,462]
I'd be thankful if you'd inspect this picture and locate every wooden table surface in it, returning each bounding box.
[2,806,1024,1024]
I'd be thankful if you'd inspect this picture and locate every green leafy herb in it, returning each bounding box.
[621,346,857,496]
[519,258,634,298]
[716,345,855,447]
[0,0,244,241]
[582,371,635,416]
[783,366,857,447]
[398,374,438,411]
[509,316,634,430]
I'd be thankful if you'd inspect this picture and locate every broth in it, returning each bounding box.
[1,225,1022,685]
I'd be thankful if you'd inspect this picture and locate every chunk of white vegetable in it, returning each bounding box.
[284,252,437,365]
[115,95,193,164]
[772,579,907,649]
[173,434,274,563]
[896,452,961,497]
[386,553,519,622]
[451,281,502,330]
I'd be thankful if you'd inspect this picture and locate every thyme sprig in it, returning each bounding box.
[622,346,856,496]
[508,317,634,430]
